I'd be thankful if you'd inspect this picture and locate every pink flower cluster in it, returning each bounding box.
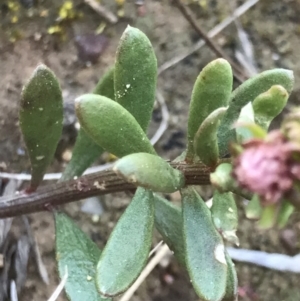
[233,131,300,204]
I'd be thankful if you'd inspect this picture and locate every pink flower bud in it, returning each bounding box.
[232,130,300,204]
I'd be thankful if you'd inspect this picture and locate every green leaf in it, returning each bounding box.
[61,67,115,181]
[211,191,239,245]
[245,194,262,220]
[76,94,156,158]
[153,194,185,266]
[210,163,235,192]
[186,59,232,161]
[223,251,238,301]
[194,107,227,167]
[277,200,294,229]
[60,129,104,181]
[93,67,115,100]
[55,212,110,301]
[235,122,267,140]
[113,153,185,193]
[181,187,227,301]
[20,65,63,190]
[115,26,157,132]
[96,187,154,296]
[235,102,255,143]
[218,69,294,157]
[258,204,278,229]
[252,85,289,130]
[210,163,252,200]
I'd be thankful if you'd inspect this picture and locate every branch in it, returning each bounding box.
[173,0,247,83]
[0,162,212,219]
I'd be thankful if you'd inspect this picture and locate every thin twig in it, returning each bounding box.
[0,161,213,219]
[84,0,118,24]
[120,244,171,301]
[47,266,68,301]
[158,0,259,76]
[150,90,170,145]
[227,247,300,273]
[148,241,164,258]
[173,0,247,83]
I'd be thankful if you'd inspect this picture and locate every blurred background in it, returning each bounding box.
[0,0,300,300]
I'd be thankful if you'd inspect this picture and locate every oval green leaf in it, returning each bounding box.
[181,187,227,301]
[223,251,238,301]
[194,107,227,167]
[277,200,294,229]
[258,204,278,229]
[113,153,185,193]
[61,68,115,181]
[93,67,115,100]
[55,212,110,301]
[252,85,288,130]
[60,129,104,181]
[211,191,239,245]
[20,65,63,190]
[96,187,154,296]
[218,68,294,157]
[210,163,235,193]
[210,163,252,200]
[186,59,232,161]
[115,26,157,132]
[235,102,255,143]
[245,194,262,220]
[75,94,156,158]
[153,194,185,266]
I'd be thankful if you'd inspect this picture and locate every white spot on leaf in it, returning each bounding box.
[214,244,227,265]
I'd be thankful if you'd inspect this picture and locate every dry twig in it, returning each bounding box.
[0,161,214,219]
[120,244,171,301]
[173,0,247,83]
[84,0,118,24]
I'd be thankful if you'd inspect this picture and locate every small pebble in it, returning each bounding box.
[74,34,109,64]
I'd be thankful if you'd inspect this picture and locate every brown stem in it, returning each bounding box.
[173,0,247,83]
[0,162,212,218]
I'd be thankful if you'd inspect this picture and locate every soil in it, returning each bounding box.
[1,0,300,301]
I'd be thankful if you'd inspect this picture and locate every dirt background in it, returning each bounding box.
[1,0,300,300]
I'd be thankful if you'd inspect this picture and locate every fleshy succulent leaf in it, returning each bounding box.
[60,129,104,181]
[245,194,262,220]
[181,187,227,301]
[75,94,156,158]
[55,212,110,301]
[113,153,185,193]
[235,102,255,143]
[252,85,289,130]
[210,163,235,193]
[194,107,227,167]
[20,64,63,190]
[186,58,232,161]
[153,194,185,266]
[93,67,115,100]
[218,69,294,157]
[277,200,294,229]
[258,204,278,229]
[114,26,157,132]
[61,67,115,181]
[96,187,154,296]
[235,122,267,140]
[223,251,238,301]
[211,191,239,245]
